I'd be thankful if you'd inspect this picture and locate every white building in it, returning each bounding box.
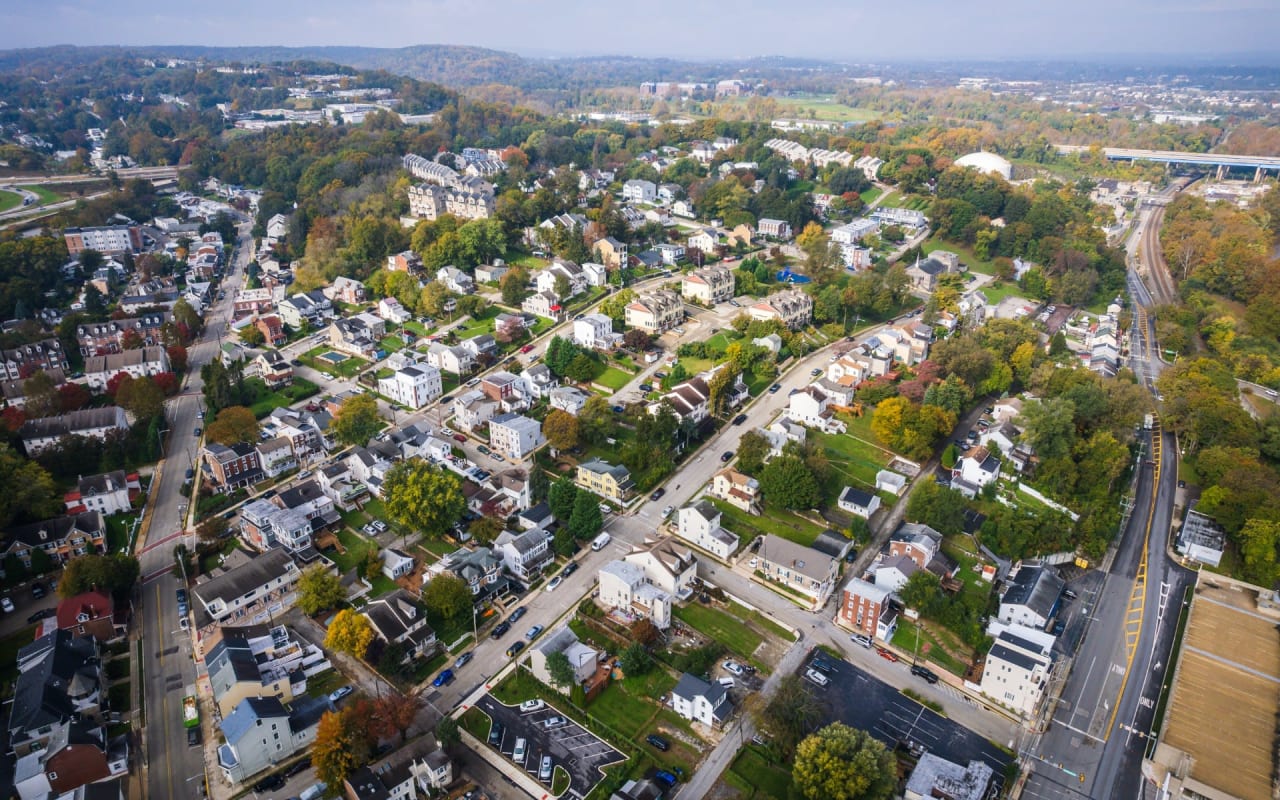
[598,560,674,629]
[548,386,590,416]
[84,346,170,391]
[675,501,739,560]
[997,564,1065,630]
[487,413,545,460]
[681,266,734,305]
[979,629,1053,718]
[837,486,881,519]
[669,672,732,728]
[573,314,622,350]
[377,297,412,324]
[622,179,657,203]
[377,364,443,409]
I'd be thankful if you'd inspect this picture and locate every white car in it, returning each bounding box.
[328,685,354,703]
[545,576,563,592]
[1,597,14,613]
[661,506,674,518]
[804,668,829,687]
[722,660,745,677]
[519,699,545,713]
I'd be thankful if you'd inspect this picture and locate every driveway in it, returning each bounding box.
[474,694,625,798]
[802,651,1013,789]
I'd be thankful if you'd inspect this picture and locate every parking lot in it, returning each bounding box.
[803,651,1013,790]
[475,694,625,797]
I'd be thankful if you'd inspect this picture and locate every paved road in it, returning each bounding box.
[140,216,254,800]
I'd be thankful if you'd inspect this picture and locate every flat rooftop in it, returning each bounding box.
[1155,577,1280,800]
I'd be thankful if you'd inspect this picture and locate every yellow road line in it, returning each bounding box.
[1105,419,1161,739]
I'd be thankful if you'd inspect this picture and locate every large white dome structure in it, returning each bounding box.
[955,151,1013,180]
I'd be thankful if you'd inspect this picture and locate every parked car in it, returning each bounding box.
[453,434,467,443]
[722,661,745,677]
[506,641,526,658]
[252,774,286,793]
[543,716,566,729]
[1,597,14,613]
[646,734,670,751]
[655,770,678,787]
[432,669,455,687]
[562,562,579,577]
[804,668,830,687]
[910,664,939,684]
[509,607,528,623]
[539,755,553,781]
[526,625,544,641]
[768,383,780,393]
[876,647,898,663]
[477,445,491,455]
[810,368,823,376]
[31,583,45,599]
[193,427,201,437]
[720,450,734,462]
[649,488,665,501]
[487,720,505,745]
[850,633,873,649]
[520,345,535,354]
[640,383,654,392]
[732,414,748,425]
[291,359,303,367]
[328,686,353,703]
[519,699,545,713]
[661,505,674,518]
[187,726,201,747]
[611,405,624,413]
[492,621,512,639]
[545,576,563,592]
[284,757,312,778]
[27,608,55,624]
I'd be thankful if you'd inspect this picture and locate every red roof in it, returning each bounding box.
[56,591,114,629]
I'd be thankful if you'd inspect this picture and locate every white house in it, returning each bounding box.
[979,629,1053,718]
[837,486,881,519]
[675,501,739,560]
[519,364,558,399]
[377,297,412,324]
[573,314,622,350]
[436,266,474,295]
[686,227,718,253]
[681,265,734,305]
[655,243,685,265]
[453,390,498,433]
[597,560,673,629]
[381,548,415,580]
[84,346,170,391]
[377,364,443,409]
[528,626,598,690]
[487,413,545,460]
[998,563,1065,629]
[755,535,838,609]
[831,219,878,245]
[548,386,589,416]
[425,342,475,375]
[622,179,656,203]
[64,470,137,516]
[494,528,552,580]
[786,386,846,433]
[952,446,1001,496]
[875,470,907,496]
[669,672,732,727]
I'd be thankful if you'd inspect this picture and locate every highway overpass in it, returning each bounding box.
[1054,144,1280,180]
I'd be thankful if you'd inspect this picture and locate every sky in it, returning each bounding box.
[6,0,1278,61]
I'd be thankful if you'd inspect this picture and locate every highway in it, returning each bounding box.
[1019,195,1193,800]
[137,216,254,800]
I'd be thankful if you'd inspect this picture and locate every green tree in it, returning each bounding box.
[619,642,653,676]
[115,375,165,420]
[0,443,60,527]
[792,723,895,800]
[239,325,265,346]
[1239,518,1280,587]
[549,475,579,522]
[196,516,230,546]
[752,675,821,758]
[296,565,346,615]
[468,516,503,545]
[382,458,466,539]
[499,266,530,305]
[22,371,60,419]
[57,553,140,600]
[545,651,576,690]
[435,715,461,751]
[553,525,577,557]
[1018,397,1077,461]
[759,454,821,510]
[331,394,383,447]
[735,430,771,475]
[898,571,941,610]
[542,409,580,451]
[421,574,471,621]
[312,707,371,789]
[577,396,615,445]
[568,489,604,540]
[565,353,600,383]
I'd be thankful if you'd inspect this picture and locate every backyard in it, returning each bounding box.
[595,367,632,392]
[324,527,397,597]
[453,307,500,340]
[246,376,320,419]
[813,429,894,497]
[301,347,367,378]
[671,600,792,669]
[709,498,826,548]
[724,745,793,800]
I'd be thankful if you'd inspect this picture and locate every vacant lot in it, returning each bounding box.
[595,367,632,391]
[711,498,825,548]
[724,745,792,800]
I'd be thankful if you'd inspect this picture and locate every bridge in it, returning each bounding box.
[1054,145,1280,181]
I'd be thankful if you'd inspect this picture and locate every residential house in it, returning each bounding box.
[266,214,290,240]
[904,754,994,800]
[951,446,1001,497]
[655,243,685,265]
[625,537,697,598]
[205,625,331,718]
[345,741,439,800]
[755,534,838,608]
[837,578,898,641]
[386,250,423,274]
[63,471,137,516]
[277,290,332,329]
[905,254,955,292]
[686,227,718,254]
[377,297,412,325]
[329,314,385,359]
[257,436,297,478]
[378,364,443,409]
[669,673,732,728]
[981,421,1022,458]
[256,350,293,389]
[475,263,508,284]
[625,290,684,333]
[234,288,276,318]
[681,266,734,305]
[375,550,413,584]
[522,290,564,321]
[529,627,599,690]
[887,522,956,579]
[519,363,558,399]
[66,223,144,257]
[593,237,628,270]
[216,696,329,784]
[753,334,783,355]
[7,631,104,755]
[20,407,130,455]
[494,528,552,581]
[453,389,498,433]
[785,386,845,433]
[709,468,760,514]
[582,261,609,287]
[481,370,527,411]
[203,442,264,489]
[83,346,170,391]
[494,312,527,342]
[436,266,475,295]
[536,260,588,299]
[191,548,302,630]
[573,314,622,350]
[657,183,681,204]
[869,206,927,229]
[622,179,656,203]
[876,469,907,496]
[548,386,589,416]
[837,486,882,519]
[327,276,367,304]
[675,501,739,560]
[433,547,503,597]
[363,591,438,662]
[316,461,368,511]
[597,560,673,629]
[576,459,635,503]
[55,591,119,642]
[75,314,169,356]
[749,289,813,330]
[757,218,792,239]
[12,720,127,800]
[979,630,1053,718]
[1,511,106,572]
[831,219,878,245]
[425,342,474,375]
[874,554,921,592]
[255,315,286,347]
[998,563,1065,630]
[658,369,747,425]
[488,413,545,460]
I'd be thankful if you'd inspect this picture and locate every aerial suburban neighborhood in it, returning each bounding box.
[0,14,1274,800]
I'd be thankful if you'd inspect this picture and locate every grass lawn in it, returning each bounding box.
[891,618,971,677]
[454,307,500,340]
[710,498,825,548]
[247,377,320,419]
[552,766,570,796]
[378,335,406,353]
[923,239,998,277]
[0,190,20,213]
[672,604,763,660]
[726,745,793,800]
[327,528,379,573]
[860,186,884,205]
[674,356,714,376]
[595,367,632,391]
[978,280,1030,306]
[703,331,743,353]
[18,185,60,205]
[403,321,429,337]
[301,346,367,378]
[716,93,879,124]
[814,430,892,491]
[304,668,343,699]
[104,513,138,553]
[460,706,491,741]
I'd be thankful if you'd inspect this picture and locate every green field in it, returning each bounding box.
[454,307,500,340]
[595,367,632,391]
[0,190,21,213]
[710,498,826,548]
[725,746,793,800]
[860,186,884,205]
[716,93,880,124]
[301,347,367,378]
[815,430,893,492]
[246,377,320,419]
[18,185,60,205]
[923,239,998,277]
[891,618,971,677]
[877,191,931,211]
[672,603,764,660]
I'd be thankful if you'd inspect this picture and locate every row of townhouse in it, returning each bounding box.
[75,312,170,355]
[1,339,70,381]
[83,345,170,391]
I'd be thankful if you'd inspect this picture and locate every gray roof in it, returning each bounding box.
[8,630,99,736]
[672,671,726,706]
[756,534,834,583]
[838,486,877,509]
[5,510,104,550]
[1001,564,1065,619]
[19,406,128,440]
[220,696,290,745]
[987,641,1042,672]
[193,547,295,609]
[363,590,429,643]
[904,753,993,800]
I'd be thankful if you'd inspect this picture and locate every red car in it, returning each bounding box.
[453,433,467,443]
[876,647,898,663]
[520,345,535,354]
